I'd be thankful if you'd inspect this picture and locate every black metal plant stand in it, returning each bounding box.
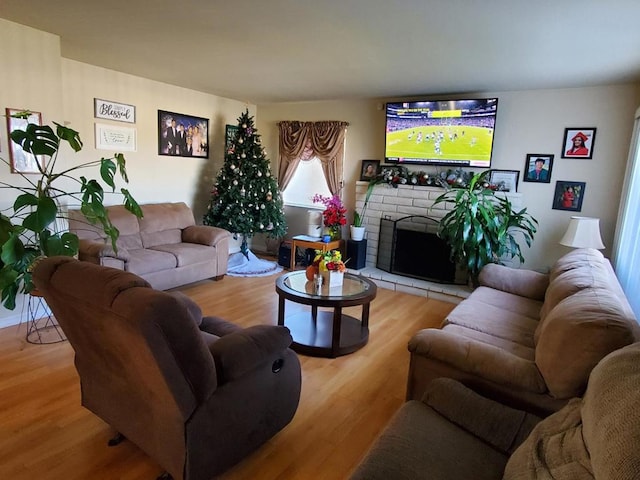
[25,290,66,344]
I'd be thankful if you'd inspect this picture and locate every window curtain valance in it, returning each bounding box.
[277,121,349,195]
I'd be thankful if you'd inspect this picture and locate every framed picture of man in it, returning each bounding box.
[562,128,596,159]
[158,110,209,158]
[360,160,380,181]
[523,154,554,183]
[552,181,586,212]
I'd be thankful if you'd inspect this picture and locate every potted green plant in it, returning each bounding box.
[0,111,141,310]
[432,170,537,284]
[351,178,380,241]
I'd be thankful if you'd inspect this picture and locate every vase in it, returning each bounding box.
[350,225,366,241]
[321,269,344,288]
[329,225,341,241]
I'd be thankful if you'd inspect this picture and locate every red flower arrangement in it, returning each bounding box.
[312,194,347,229]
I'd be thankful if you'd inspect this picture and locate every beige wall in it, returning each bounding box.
[258,84,640,273]
[0,19,252,327]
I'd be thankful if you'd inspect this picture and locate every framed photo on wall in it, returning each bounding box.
[552,180,586,212]
[5,108,45,174]
[158,110,209,158]
[523,154,554,183]
[360,159,380,181]
[562,128,596,159]
[489,169,519,192]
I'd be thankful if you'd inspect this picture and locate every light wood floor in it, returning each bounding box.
[0,270,454,480]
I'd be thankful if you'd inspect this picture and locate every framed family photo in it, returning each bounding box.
[5,108,45,174]
[562,128,596,159]
[158,110,209,158]
[552,180,586,212]
[523,154,554,183]
[360,160,380,181]
[489,169,519,192]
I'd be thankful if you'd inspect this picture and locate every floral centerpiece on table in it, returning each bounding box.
[312,193,347,240]
[315,249,346,272]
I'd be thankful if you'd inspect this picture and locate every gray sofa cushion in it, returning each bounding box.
[151,243,218,267]
[126,249,177,275]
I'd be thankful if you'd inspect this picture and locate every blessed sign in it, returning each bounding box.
[94,98,136,124]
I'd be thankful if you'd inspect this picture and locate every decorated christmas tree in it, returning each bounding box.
[203,109,286,256]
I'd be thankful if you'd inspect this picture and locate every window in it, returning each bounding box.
[282,157,331,208]
[612,106,640,319]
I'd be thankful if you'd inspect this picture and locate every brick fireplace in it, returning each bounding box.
[352,181,522,303]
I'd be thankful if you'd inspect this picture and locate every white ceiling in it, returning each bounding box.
[2,0,640,104]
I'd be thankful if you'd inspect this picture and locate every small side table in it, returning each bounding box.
[25,290,66,344]
[290,235,345,270]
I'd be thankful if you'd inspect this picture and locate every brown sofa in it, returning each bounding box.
[33,256,302,480]
[68,202,231,290]
[351,342,640,479]
[407,248,640,416]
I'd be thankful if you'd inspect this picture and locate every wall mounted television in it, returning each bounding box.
[384,97,498,168]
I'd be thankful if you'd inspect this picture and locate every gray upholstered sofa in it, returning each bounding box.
[407,248,640,416]
[351,342,640,479]
[33,256,302,480]
[68,202,231,290]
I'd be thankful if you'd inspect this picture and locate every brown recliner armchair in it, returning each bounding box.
[33,256,302,480]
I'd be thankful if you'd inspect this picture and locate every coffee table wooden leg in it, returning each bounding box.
[332,307,342,355]
[278,296,285,326]
[362,302,370,329]
[290,241,297,270]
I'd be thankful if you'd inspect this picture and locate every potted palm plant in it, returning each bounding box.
[0,111,141,310]
[432,170,538,285]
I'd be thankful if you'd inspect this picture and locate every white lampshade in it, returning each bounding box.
[559,216,605,249]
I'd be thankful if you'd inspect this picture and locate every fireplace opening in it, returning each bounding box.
[377,215,467,284]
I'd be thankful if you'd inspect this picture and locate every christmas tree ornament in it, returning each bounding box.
[257,171,262,177]
[238,138,244,144]
[241,153,246,158]
[233,180,238,186]
[242,123,247,128]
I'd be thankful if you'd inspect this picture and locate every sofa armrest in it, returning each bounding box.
[78,238,130,261]
[478,263,549,300]
[409,329,547,393]
[208,325,294,382]
[423,378,541,455]
[182,225,231,247]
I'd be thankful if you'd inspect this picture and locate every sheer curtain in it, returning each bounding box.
[612,106,640,318]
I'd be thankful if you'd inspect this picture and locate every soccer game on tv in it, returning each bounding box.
[384,98,498,167]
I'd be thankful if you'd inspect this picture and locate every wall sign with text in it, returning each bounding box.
[94,98,136,124]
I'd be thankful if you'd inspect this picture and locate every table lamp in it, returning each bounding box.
[559,216,605,249]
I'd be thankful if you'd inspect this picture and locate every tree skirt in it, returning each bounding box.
[227,249,283,277]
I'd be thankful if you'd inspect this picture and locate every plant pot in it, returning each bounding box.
[350,225,366,241]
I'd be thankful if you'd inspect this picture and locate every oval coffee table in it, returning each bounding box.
[275,271,377,358]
